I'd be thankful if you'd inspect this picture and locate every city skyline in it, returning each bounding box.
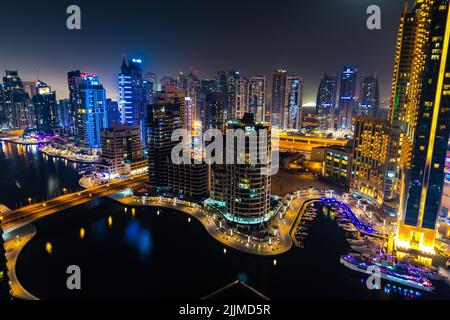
[0,0,413,103]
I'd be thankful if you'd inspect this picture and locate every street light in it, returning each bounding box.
[28,197,32,205]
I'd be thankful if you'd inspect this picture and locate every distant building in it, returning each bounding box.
[358,75,379,117]
[271,69,287,127]
[227,71,241,120]
[2,70,34,129]
[282,75,303,130]
[338,66,358,130]
[316,73,337,131]
[57,99,71,128]
[106,99,120,128]
[249,76,266,122]
[351,117,390,206]
[33,80,57,132]
[68,70,107,149]
[203,93,227,132]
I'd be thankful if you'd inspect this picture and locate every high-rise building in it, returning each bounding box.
[106,99,120,129]
[351,117,390,206]
[338,66,358,130]
[227,71,241,120]
[249,76,266,122]
[271,69,287,126]
[99,123,144,178]
[316,73,338,131]
[146,89,207,198]
[33,80,57,132]
[203,93,227,132]
[147,90,183,189]
[358,75,380,117]
[57,99,71,128]
[283,75,303,130]
[225,113,272,230]
[2,70,34,129]
[178,70,201,129]
[0,226,11,300]
[118,57,147,147]
[143,72,157,106]
[233,78,249,120]
[215,71,228,95]
[395,0,450,254]
[68,70,107,149]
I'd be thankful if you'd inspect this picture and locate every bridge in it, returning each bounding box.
[0,174,148,232]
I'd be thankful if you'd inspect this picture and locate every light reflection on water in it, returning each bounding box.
[124,220,153,259]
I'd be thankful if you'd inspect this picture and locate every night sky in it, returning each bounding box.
[0,0,414,104]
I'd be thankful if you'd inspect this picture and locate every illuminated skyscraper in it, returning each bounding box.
[2,70,34,129]
[68,70,107,149]
[338,66,358,130]
[33,80,57,132]
[358,75,379,117]
[118,57,145,125]
[316,73,338,131]
[394,0,450,254]
[283,75,303,130]
[271,69,287,126]
[227,70,242,120]
[225,113,272,231]
[351,116,390,206]
[249,75,266,122]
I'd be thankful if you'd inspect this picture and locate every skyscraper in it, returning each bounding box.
[233,78,249,120]
[2,70,34,129]
[271,69,287,127]
[358,75,380,117]
[118,58,145,126]
[283,75,303,130]
[226,71,240,120]
[316,73,338,131]
[249,76,266,122]
[68,70,107,149]
[57,99,71,128]
[33,80,57,133]
[225,113,272,231]
[147,89,183,189]
[203,93,227,132]
[338,66,358,130]
[395,0,450,254]
[106,99,120,128]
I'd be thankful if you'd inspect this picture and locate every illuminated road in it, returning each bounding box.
[0,174,147,232]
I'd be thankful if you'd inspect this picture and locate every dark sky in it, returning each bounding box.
[0,0,413,104]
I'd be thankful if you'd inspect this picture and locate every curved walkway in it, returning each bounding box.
[3,224,39,300]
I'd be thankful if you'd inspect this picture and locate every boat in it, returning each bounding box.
[340,254,434,293]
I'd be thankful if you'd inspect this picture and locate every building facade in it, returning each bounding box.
[358,75,380,117]
[225,113,272,230]
[316,73,338,131]
[99,123,144,178]
[249,76,266,122]
[396,0,450,254]
[338,66,358,130]
[351,117,390,206]
[68,70,107,149]
[33,80,57,132]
